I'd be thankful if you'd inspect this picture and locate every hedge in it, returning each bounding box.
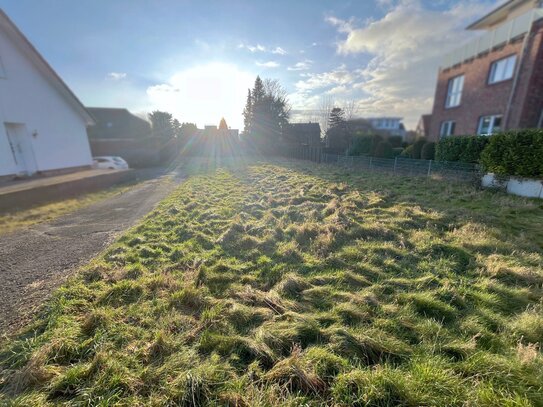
[348,134,383,156]
[374,141,394,158]
[412,139,427,159]
[421,142,436,160]
[435,136,489,163]
[480,129,543,178]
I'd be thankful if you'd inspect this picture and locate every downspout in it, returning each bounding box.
[503,10,536,130]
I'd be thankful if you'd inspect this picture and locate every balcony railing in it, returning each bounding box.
[441,8,543,69]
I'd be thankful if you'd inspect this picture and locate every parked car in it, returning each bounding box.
[92,156,129,170]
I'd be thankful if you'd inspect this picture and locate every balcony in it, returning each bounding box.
[441,8,543,69]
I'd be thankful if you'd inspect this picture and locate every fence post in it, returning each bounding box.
[393,157,398,174]
[427,160,432,177]
[369,157,373,172]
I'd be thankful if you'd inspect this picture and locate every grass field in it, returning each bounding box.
[1,159,542,406]
[0,183,137,236]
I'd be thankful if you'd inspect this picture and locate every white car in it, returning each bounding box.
[92,156,129,170]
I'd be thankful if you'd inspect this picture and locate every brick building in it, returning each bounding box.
[429,0,543,141]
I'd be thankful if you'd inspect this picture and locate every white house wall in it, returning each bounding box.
[0,27,92,176]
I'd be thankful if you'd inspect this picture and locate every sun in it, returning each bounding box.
[147,62,254,129]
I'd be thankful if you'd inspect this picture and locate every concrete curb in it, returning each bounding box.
[0,169,136,213]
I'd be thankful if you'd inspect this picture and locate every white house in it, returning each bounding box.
[0,9,94,177]
[366,117,407,139]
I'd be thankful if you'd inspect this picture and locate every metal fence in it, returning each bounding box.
[285,147,480,181]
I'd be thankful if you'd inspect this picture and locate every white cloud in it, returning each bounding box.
[293,64,354,94]
[272,46,287,55]
[288,60,313,71]
[323,0,497,128]
[146,63,254,130]
[106,72,127,80]
[238,43,266,52]
[256,60,280,68]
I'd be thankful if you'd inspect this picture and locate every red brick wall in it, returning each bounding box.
[428,20,543,141]
[516,20,543,129]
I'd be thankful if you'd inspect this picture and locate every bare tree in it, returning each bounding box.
[343,99,359,121]
[318,95,334,138]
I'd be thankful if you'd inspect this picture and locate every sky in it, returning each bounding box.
[1,0,500,130]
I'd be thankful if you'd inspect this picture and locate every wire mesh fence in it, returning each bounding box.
[285,147,480,181]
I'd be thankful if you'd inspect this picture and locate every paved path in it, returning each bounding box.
[0,170,183,336]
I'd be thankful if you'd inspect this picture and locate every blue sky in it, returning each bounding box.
[2,0,498,130]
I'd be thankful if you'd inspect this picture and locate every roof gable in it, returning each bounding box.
[0,9,94,125]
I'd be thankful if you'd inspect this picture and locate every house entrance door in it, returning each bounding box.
[4,123,37,175]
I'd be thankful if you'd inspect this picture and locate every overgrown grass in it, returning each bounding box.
[1,158,542,406]
[0,183,137,235]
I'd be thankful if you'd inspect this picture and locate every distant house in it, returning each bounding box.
[429,0,543,140]
[0,9,94,178]
[416,114,432,139]
[87,108,151,140]
[366,117,407,139]
[283,122,321,146]
[345,118,375,135]
[86,107,158,167]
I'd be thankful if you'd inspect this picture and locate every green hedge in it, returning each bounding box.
[348,134,383,156]
[435,136,489,163]
[374,141,394,158]
[421,142,436,160]
[480,129,543,178]
[412,139,426,159]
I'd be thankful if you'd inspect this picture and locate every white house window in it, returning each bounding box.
[488,55,517,84]
[478,115,502,135]
[440,121,456,138]
[445,75,464,108]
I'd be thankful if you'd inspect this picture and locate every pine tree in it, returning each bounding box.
[242,76,290,153]
[328,107,346,130]
[243,89,252,134]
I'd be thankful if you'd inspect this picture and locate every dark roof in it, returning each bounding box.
[286,122,321,132]
[86,107,151,139]
[87,108,148,125]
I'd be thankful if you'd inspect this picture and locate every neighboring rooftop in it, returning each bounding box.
[441,1,543,69]
[467,0,539,30]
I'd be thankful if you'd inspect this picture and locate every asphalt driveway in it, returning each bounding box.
[0,169,183,336]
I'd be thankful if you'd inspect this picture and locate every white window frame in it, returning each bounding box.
[488,55,517,84]
[445,75,464,108]
[477,115,503,136]
[440,121,456,138]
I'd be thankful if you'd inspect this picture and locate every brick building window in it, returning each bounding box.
[439,121,455,138]
[478,115,502,135]
[488,55,516,84]
[445,75,464,108]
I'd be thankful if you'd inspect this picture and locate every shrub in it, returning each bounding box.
[400,145,414,158]
[388,136,403,148]
[348,134,383,156]
[412,139,427,159]
[436,136,489,163]
[374,141,394,158]
[480,129,543,178]
[421,142,436,160]
[392,147,404,157]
